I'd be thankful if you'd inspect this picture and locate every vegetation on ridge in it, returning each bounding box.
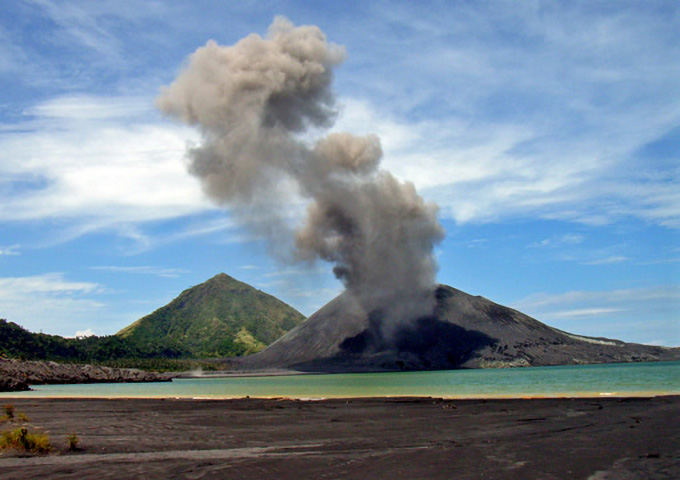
[117,273,304,358]
[0,319,186,363]
[0,273,305,370]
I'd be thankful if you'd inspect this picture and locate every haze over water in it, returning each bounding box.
[5,362,678,400]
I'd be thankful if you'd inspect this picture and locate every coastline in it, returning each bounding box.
[0,357,173,392]
[4,360,678,400]
[1,395,677,479]
[1,391,677,400]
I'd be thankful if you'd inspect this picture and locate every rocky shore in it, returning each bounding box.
[0,358,173,392]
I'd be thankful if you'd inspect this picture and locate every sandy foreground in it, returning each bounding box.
[0,396,677,479]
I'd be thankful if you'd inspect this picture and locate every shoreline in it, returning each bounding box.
[1,395,677,479]
[1,390,678,400]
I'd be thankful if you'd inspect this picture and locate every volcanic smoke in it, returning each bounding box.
[157,17,444,325]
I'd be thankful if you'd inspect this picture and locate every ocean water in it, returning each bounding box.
[3,361,679,399]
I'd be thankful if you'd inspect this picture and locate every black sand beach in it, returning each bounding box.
[0,395,678,479]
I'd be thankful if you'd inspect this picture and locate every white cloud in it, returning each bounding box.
[240,265,342,316]
[529,234,585,249]
[262,266,328,279]
[26,95,150,121]
[333,94,680,227]
[0,244,20,256]
[583,256,629,266]
[4,3,679,245]
[0,95,209,232]
[90,266,187,278]
[331,2,680,228]
[0,273,106,334]
[25,0,128,66]
[512,286,680,346]
[74,328,95,338]
[457,239,489,249]
[514,286,679,311]
[548,308,625,319]
[0,273,100,295]
[278,285,343,316]
[155,217,241,246]
[0,26,26,75]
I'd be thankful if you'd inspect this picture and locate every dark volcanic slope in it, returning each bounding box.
[239,285,679,372]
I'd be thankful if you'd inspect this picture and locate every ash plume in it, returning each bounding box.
[157,17,444,326]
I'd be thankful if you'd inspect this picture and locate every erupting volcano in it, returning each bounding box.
[237,284,677,372]
[158,17,443,336]
[158,19,679,372]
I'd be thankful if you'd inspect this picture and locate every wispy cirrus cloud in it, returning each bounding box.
[16,0,173,90]
[26,0,125,61]
[528,234,585,249]
[332,2,680,228]
[334,94,680,228]
[582,256,629,266]
[0,273,105,334]
[3,2,679,247]
[0,272,100,295]
[547,307,625,319]
[513,286,680,345]
[0,94,209,232]
[0,244,20,256]
[0,2,675,348]
[514,286,679,311]
[90,266,188,278]
[238,265,342,316]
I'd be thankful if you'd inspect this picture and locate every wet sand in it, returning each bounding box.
[0,396,678,479]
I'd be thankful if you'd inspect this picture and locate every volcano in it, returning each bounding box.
[238,285,679,372]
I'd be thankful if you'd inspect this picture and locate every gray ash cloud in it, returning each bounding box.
[157,17,444,325]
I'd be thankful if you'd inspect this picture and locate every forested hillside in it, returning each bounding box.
[117,273,305,358]
[0,319,185,363]
[1,273,306,370]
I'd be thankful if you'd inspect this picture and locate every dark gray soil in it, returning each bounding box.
[0,396,677,479]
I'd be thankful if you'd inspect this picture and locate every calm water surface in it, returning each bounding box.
[4,361,679,399]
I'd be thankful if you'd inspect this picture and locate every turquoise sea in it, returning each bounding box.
[3,361,679,399]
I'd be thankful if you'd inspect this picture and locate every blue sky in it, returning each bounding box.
[0,0,678,346]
